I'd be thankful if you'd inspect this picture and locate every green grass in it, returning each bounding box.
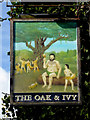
[14,70,78,93]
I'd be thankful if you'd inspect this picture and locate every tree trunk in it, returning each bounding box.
[26,36,65,69]
[33,49,44,69]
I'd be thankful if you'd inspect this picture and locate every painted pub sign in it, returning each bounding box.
[10,18,81,105]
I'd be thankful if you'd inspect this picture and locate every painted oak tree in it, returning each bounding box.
[15,21,76,69]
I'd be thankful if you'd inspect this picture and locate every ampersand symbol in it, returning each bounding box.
[54,95,60,101]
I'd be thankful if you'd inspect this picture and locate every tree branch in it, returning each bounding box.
[35,39,37,48]
[43,37,47,43]
[26,41,35,51]
[30,41,31,45]
[44,36,64,50]
[40,37,43,41]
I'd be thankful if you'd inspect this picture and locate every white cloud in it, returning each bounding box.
[0,67,10,118]
[0,67,10,93]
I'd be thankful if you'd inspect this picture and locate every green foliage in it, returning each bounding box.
[7,2,89,20]
[15,21,76,42]
[15,50,33,63]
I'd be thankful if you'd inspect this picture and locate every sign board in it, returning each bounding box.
[10,18,81,105]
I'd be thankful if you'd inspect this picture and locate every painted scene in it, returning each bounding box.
[14,21,78,93]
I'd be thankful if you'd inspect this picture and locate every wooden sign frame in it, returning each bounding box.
[10,18,81,105]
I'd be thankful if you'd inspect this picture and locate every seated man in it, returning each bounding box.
[42,53,61,90]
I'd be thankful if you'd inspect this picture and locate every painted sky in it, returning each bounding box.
[15,40,77,53]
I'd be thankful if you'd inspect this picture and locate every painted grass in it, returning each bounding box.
[14,70,78,93]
